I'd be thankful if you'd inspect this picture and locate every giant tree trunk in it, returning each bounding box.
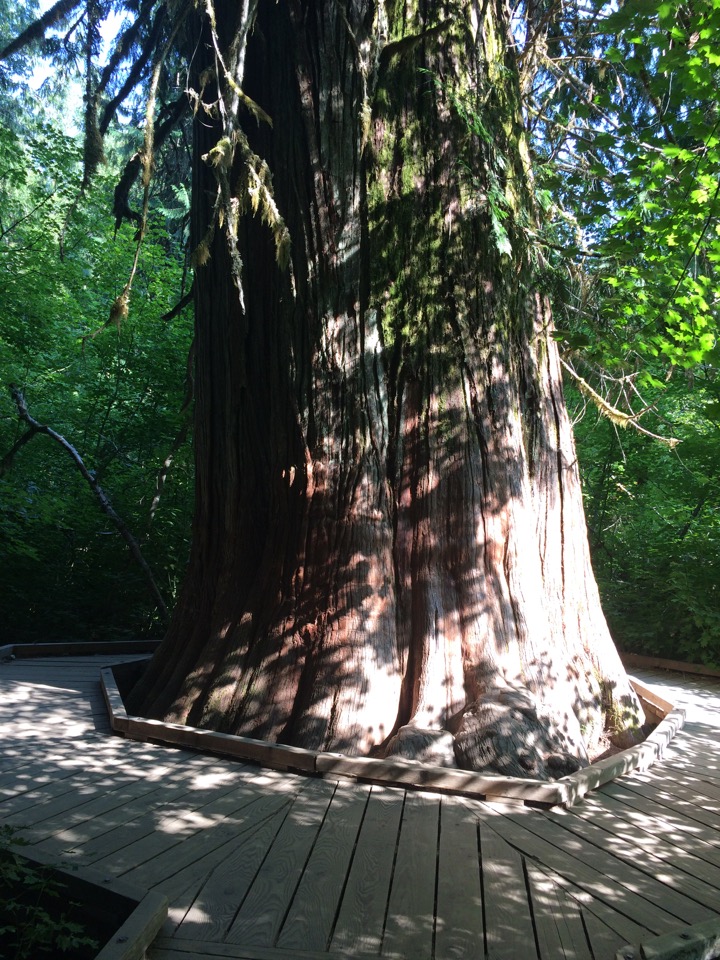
[128,0,642,779]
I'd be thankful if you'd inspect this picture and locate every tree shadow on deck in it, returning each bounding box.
[3,660,720,960]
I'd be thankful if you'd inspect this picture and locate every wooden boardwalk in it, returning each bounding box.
[1,654,720,959]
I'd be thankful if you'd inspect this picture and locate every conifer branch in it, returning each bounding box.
[0,0,82,62]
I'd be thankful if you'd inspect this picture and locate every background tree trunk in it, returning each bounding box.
[127,0,642,779]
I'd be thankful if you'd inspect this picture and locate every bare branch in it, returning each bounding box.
[8,386,170,622]
[113,94,188,229]
[160,287,193,323]
[0,427,39,478]
[150,418,190,520]
[99,2,168,135]
[97,0,158,100]
[559,359,681,447]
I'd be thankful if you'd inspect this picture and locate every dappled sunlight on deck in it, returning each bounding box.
[1,654,720,959]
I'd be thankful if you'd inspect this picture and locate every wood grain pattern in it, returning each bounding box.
[434,800,484,960]
[525,861,593,960]
[225,779,338,948]
[275,782,370,953]
[3,656,720,960]
[382,791,440,959]
[479,821,537,960]
[329,785,405,955]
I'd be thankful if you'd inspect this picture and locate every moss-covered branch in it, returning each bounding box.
[0,0,83,62]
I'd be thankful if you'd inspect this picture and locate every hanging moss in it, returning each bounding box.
[82,95,105,187]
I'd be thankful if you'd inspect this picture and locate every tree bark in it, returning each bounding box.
[127,0,642,778]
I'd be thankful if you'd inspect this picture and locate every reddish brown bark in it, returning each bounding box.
[127,0,642,778]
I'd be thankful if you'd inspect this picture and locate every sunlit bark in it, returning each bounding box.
[128,0,642,779]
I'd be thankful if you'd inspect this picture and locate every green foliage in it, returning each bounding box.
[572,372,720,665]
[0,104,193,641]
[591,0,720,367]
[0,827,99,958]
[519,0,720,372]
[511,0,720,663]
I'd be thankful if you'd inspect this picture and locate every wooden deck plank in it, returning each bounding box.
[656,757,720,786]
[381,791,440,960]
[1,769,151,829]
[502,807,714,928]
[479,821,537,960]
[275,782,370,953]
[124,787,302,890]
[32,785,197,863]
[628,760,720,804]
[580,907,629,959]
[172,791,299,942]
[3,655,720,960]
[225,778,338,948]
[30,756,247,861]
[153,792,300,925]
[478,805,679,938]
[528,859,655,949]
[87,769,271,874]
[578,792,720,885]
[542,804,720,915]
[329,785,405,956]
[25,750,238,854]
[660,754,720,783]
[0,739,171,815]
[0,752,89,797]
[434,799,484,960]
[643,760,720,796]
[149,936,352,959]
[605,775,720,836]
[525,861,593,960]
[19,760,181,842]
[0,764,97,817]
[598,781,720,867]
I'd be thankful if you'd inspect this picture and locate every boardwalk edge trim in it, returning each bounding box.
[617,915,720,960]
[10,845,168,960]
[93,656,684,808]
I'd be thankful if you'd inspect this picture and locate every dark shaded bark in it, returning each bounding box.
[128,0,642,778]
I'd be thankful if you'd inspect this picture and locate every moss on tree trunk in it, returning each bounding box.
[127,0,642,779]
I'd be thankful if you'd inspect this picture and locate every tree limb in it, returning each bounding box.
[0,427,39,478]
[160,287,193,323]
[0,192,57,242]
[99,2,168,135]
[559,359,681,447]
[377,18,454,75]
[149,418,190,521]
[7,386,170,622]
[0,0,82,62]
[113,94,188,229]
[97,0,159,102]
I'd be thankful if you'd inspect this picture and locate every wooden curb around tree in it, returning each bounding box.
[99,660,685,809]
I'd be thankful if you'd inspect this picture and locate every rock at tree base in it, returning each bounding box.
[453,686,589,780]
[383,726,458,767]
